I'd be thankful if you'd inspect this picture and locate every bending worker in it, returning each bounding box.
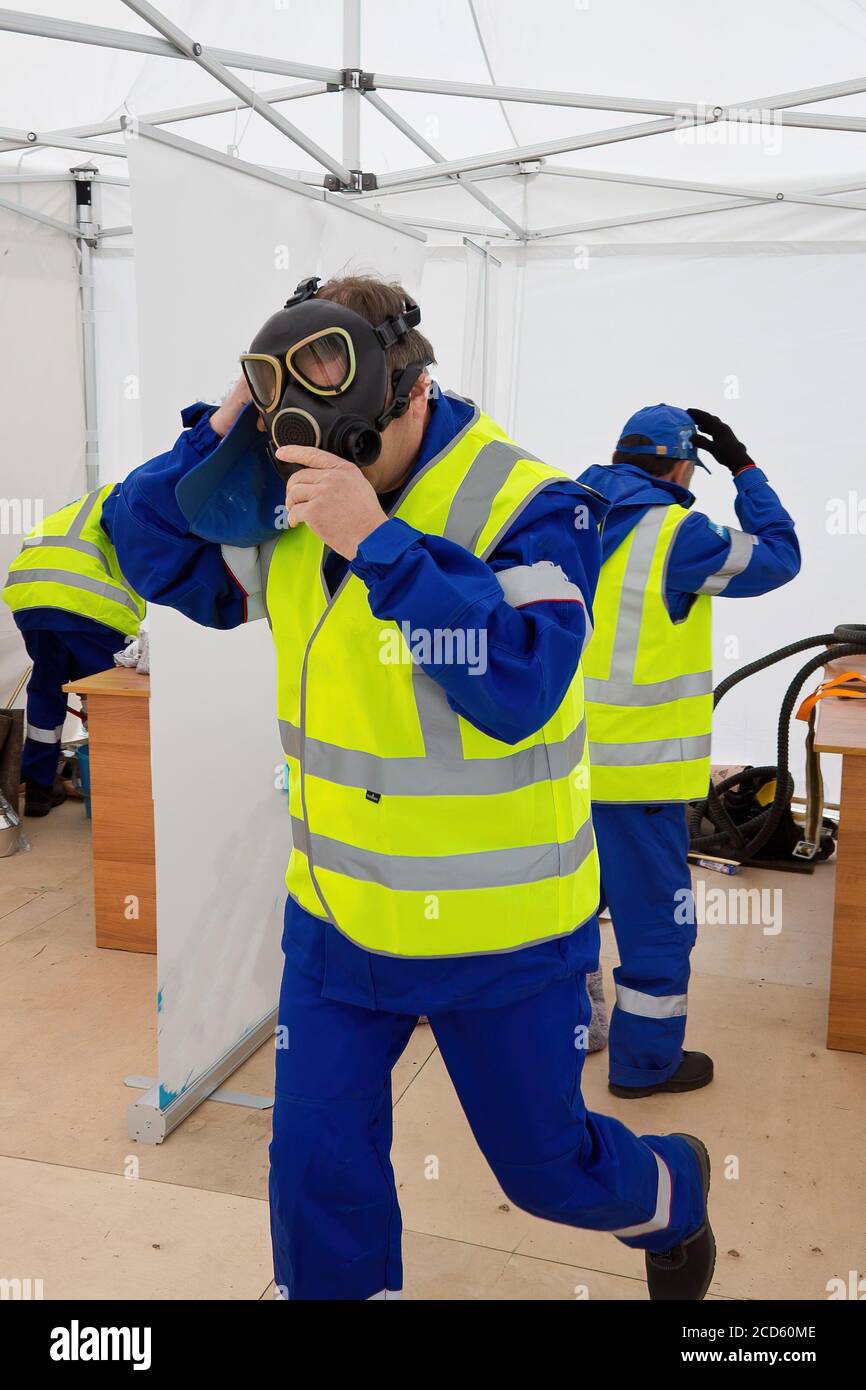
[580,405,800,1098]
[2,486,145,816]
[105,275,714,1301]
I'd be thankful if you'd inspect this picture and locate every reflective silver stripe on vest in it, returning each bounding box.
[20,488,111,571]
[26,722,64,743]
[612,1152,673,1239]
[279,718,586,795]
[607,507,668,682]
[412,666,464,759]
[496,561,586,609]
[410,438,535,756]
[290,814,595,891]
[3,569,139,615]
[696,527,756,596]
[258,538,279,629]
[615,984,688,1019]
[589,733,712,767]
[588,508,712,710]
[23,535,110,570]
[584,671,712,707]
[67,488,104,539]
[442,439,533,552]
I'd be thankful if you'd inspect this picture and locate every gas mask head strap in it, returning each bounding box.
[376,363,427,430]
[373,299,421,348]
[283,276,322,309]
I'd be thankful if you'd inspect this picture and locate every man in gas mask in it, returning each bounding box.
[579,405,800,1100]
[106,278,714,1302]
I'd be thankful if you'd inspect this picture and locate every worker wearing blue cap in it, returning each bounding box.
[580,405,800,1097]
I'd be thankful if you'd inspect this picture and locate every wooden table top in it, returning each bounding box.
[64,667,150,699]
[814,654,866,757]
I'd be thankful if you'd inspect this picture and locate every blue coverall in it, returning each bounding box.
[13,611,125,789]
[578,462,801,1089]
[105,394,706,1299]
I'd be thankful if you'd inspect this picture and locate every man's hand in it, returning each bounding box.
[279,445,388,560]
[688,408,755,476]
[210,375,253,439]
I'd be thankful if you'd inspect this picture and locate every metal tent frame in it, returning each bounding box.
[2,1,866,246]
[2,2,863,492]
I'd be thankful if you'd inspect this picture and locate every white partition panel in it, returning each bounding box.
[127,133,424,1110]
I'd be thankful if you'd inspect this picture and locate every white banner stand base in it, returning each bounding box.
[125,1007,276,1144]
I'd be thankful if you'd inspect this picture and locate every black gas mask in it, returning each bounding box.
[240,276,426,479]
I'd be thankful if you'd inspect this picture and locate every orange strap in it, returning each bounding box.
[797,672,866,721]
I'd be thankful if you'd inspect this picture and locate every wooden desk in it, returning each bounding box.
[64,668,156,954]
[814,655,866,1053]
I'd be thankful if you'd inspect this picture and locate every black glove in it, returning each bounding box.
[688,408,756,475]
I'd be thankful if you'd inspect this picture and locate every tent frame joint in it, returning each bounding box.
[342,66,375,92]
[324,168,378,193]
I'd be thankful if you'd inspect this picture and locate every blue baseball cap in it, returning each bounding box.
[614,403,711,471]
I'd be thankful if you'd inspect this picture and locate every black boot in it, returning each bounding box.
[646,1134,715,1300]
[609,1050,713,1098]
[24,781,66,817]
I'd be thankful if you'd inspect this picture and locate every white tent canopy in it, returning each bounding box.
[3,0,866,238]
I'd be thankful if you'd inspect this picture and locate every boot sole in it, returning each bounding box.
[671,1133,716,1301]
[609,1066,714,1099]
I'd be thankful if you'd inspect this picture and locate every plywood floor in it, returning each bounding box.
[1,801,864,1300]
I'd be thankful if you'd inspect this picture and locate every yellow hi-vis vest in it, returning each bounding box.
[265,406,599,958]
[3,485,145,636]
[583,503,713,804]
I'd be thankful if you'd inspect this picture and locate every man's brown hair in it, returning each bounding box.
[317,273,435,374]
[613,452,679,479]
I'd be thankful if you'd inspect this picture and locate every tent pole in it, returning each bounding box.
[0,8,341,82]
[0,193,78,235]
[388,215,511,237]
[0,126,123,158]
[370,69,866,119]
[342,0,362,171]
[376,116,697,190]
[0,171,76,184]
[119,0,353,184]
[364,91,524,238]
[531,183,866,239]
[72,166,100,492]
[129,121,426,243]
[463,238,502,407]
[540,165,866,203]
[506,247,526,438]
[0,82,331,155]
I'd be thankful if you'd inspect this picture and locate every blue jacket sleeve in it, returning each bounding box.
[102,404,248,629]
[666,467,800,619]
[350,481,606,745]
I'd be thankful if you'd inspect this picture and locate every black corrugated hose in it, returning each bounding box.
[686,625,866,863]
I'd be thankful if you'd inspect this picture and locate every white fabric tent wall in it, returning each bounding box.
[127,130,425,1107]
[0,188,86,700]
[93,246,142,486]
[508,239,866,798]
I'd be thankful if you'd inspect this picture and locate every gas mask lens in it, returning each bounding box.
[241,355,280,412]
[287,330,354,395]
